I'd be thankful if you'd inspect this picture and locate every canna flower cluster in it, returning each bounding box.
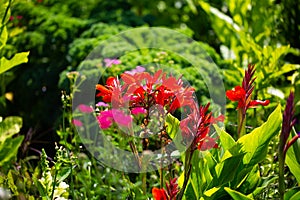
[95,68,197,131]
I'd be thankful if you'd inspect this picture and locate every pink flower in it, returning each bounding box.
[97,109,132,129]
[78,104,93,113]
[131,107,146,115]
[97,110,113,129]
[112,109,132,127]
[104,58,121,67]
[96,102,109,107]
[125,66,145,75]
[72,119,83,127]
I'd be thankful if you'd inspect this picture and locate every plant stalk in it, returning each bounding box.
[237,108,246,138]
[278,139,286,200]
[177,146,194,200]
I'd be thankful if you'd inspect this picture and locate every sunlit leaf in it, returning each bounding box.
[286,144,300,183]
[224,187,253,200]
[237,105,282,166]
[0,51,29,74]
[214,124,235,151]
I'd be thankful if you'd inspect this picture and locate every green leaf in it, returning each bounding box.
[237,105,282,166]
[0,26,8,49]
[57,167,72,183]
[165,113,184,151]
[252,176,277,196]
[0,136,24,167]
[7,170,18,195]
[224,187,253,200]
[189,151,214,198]
[291,129,300,164]
[0,51,29,74]
[204,187,220,197]
[285,188,300,200]
[268,64,300,81]
[0,116,22,142]
[215,152,245,186]
[214,124,235,151]
[290,192,300,200]
[286,144,300,183]
[186,0,198,14]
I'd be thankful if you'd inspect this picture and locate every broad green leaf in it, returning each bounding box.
[285,187,300,200]
[290,192,300,200]
[0,116,22,142]
[184,182,197,200]
[224,187,253,200]
[0,51,29,74]
[165,113,184,151]
[237,105,282,166]
[286,145,300,183]
[189,151,214,198]
[215,152,245,186]
[238,165,260,193]
[0,136,24,167]
[166,113,180,138]
[214,124,235,151]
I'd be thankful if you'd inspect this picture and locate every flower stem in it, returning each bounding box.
[237,108,246,138]
[278,138,286,200]
[177,146,194,200]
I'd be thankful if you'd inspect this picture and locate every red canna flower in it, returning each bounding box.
[180,103,222,151]
[226,64,270,137]
[152,187,167,200]
[226,86,246,108]
[226,64,270,110]
[96,76,120,103]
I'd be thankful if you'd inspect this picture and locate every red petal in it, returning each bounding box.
[152,188,167,200]
[211,115,225,123]
[121,73,135,84]
[106,76,116,87]
[96,84,111,94]
[226,86,245,101]
[198,136,218,151]
[249,99,270,107]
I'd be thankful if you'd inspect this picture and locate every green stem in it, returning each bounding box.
[237,108,246,138]
[177,147,194,200]
[278,139,286,200]
[142,172,147,194]
[50,169,58,199]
